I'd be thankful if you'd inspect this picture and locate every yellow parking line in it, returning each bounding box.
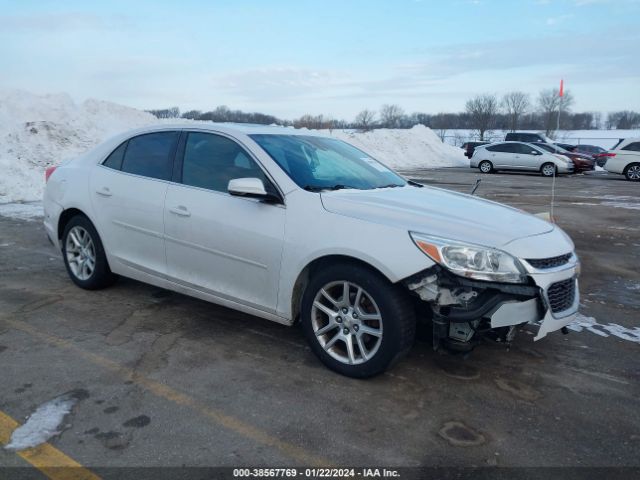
[0,410,100,480]
[2,317,330,467]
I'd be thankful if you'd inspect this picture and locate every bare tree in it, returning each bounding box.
[354,109,377,131]
[538,88,574,136]
[501,91,530,132]
[379,104,404,128]
[465,94,499,141]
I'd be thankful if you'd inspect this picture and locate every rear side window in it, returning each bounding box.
[103,142,127,170]
[622,142,640,152]
[121,132,179,180]
[181,132,273,194]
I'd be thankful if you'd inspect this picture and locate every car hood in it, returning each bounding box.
[321,186,558,254]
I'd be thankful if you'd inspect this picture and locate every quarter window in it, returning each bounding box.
[181,132,273,194]
[622,142,640,152]
[103,142,127,170]
[121,131,179,180]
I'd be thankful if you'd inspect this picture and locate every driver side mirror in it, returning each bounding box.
[228,178,282,204]
[531,150,540,155]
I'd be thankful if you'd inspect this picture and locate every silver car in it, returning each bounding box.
[471,141,574,177]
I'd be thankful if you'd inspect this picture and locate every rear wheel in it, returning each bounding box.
[300,263,415,378]
[479,160,493,174]
[541,163,557,177]
[624,163,640,181]
[62,215,117,290]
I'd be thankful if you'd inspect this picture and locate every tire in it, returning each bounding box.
[624,163,640,181]
[541,163,557,177]
[478,160,493,174]
[61,215,117,290]
[300,262,415,378]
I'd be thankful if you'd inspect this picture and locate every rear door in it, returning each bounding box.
[163,131,286,312]
[90,131,179,276]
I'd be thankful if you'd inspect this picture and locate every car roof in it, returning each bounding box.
[117,122,324,138]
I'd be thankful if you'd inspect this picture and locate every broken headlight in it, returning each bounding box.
[410,232,527,284]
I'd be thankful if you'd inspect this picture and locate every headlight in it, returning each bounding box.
[410,232,527,283]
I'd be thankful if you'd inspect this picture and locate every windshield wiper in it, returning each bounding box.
[303,184,356,192]
[375,183,404,189]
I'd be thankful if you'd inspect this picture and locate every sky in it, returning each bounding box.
[0,0,639,120]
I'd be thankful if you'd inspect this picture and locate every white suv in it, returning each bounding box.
[602,138,640,181]
[43,124,580,377]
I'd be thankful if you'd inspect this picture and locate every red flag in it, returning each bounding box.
[559,79,564,97]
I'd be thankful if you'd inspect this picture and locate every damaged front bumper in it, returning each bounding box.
[404,252,580,347]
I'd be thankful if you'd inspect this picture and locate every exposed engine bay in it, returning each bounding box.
[404,265,546,352]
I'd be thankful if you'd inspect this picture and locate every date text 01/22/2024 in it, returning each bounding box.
[232,468,400,478]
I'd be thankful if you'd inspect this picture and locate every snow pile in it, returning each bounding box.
[0,90,466,204]
[327,125,468,170]
[0,89,159,203]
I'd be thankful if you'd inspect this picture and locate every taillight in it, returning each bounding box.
[597,153,616,158]
[45,166,57,182]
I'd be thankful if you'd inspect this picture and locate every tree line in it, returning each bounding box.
[146,90,640,139]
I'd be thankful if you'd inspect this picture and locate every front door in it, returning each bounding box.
[163,131,286,312]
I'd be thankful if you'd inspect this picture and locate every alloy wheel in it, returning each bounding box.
[542,164,556,177]
[65,226,96,281]
[627,165,640,180]
[311,281,383,365]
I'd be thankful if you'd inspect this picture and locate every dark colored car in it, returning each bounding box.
[505,132,551,143]
[536,143,595,172]
[555,142,577,152]
[461,141,489,158]
[573,144,606,156]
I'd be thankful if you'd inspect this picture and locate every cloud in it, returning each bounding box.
[546,14,574,25]
[0,12,131,32]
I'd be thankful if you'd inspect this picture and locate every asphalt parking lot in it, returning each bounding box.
[0,168,639,475]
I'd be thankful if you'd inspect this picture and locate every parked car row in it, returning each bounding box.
[466,132,640,181]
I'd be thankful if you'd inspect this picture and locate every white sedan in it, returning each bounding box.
[44,124,580,377]
[471,141,574,176]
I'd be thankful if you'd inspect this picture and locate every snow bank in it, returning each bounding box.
[327,125,468,170]
[0,89,159,203]
[0,90,465,203]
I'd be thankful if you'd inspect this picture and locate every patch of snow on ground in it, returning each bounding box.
[0,202,43,220]
[326,125,468,170]
[5,392,79,451]
[567,313,640,343]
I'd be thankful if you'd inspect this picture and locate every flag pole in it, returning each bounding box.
[557,79,564,134]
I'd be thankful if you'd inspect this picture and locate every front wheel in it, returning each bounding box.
[301,263,415,378]
[541,162,557,177]
[478,160,493,174]
[624,163,640,181]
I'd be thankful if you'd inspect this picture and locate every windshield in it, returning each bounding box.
[250,134,406,191]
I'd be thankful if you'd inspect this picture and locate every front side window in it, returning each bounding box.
[181,132,273,193]
[121,131,179,180]
[250,134,406,191]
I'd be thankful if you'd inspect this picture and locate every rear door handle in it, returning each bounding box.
[169,205,191,217]
[96,187,112,197]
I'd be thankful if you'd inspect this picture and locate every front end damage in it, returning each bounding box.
[404,254,580,351]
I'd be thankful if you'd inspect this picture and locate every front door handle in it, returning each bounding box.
[96,187,112,197]
[169,206,191,217]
